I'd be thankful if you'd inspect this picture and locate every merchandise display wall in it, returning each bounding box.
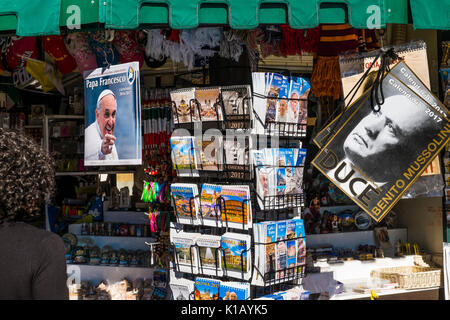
[0,17,448,301]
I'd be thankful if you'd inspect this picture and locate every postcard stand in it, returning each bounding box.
[252,93,307,138]
[252,234,306,288]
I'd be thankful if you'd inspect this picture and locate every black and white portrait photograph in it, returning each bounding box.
[313,71,450,221]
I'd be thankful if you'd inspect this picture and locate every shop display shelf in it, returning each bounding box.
[66,263,155,283]
[305,228,407,252]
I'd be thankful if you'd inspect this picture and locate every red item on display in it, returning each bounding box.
[42,35,77,74]
[64,32,98,73]
[113,30,144,68]
[4,37,39,71]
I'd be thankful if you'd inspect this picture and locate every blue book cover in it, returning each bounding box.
[297,78,311,125]
[276,167,286,196]
[287,77,303,124]
[275,77,290,123]
[264,223,277,277]
[295,148,308,166]
[265,73,284,124]
[275,221,287,279]
[194,277,221,300]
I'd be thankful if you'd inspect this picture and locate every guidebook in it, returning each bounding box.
[170,231,200,274]
[196,234,223,276]
[170,88,198,123]
[275,221,287,280]
[221,233,252,280]
[170,183,200,225]
[200,184,222,227]
[264,73,284,125]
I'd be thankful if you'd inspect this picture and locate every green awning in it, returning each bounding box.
[105,0,408,30]
[0,0,62,36]
[410,0,450,30]
[0,0,448,36]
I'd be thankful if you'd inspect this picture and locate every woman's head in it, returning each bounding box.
[0,128,55,222]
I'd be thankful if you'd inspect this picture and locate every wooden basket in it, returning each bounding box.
[370,266,441,289]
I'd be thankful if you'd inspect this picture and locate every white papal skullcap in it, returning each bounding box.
[96,89,116,110]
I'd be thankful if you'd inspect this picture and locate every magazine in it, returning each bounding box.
[196,234,222,276]
[170,183,200,225]
[221,233,252,280]
[200,184,223,227]
[170,278,195,300]
[194,277,221,300]
[196,87,223,121]
[170,88,198,123]
[170,231,200,274]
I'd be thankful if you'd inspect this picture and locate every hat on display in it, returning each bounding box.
[43,35,77,74]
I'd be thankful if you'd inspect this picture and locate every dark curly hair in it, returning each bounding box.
[0,128,55,222]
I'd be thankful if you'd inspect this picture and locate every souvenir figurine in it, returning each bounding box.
[119,186,130,209]
[73,246,87,264]
[320,211,330,234]
[110,250,119,265]
[331,214,340,233]
[89,246,101,265]
[129,251,139,266]
[119,224,129,237]
[110,186,120,210]
[119,249,129,266]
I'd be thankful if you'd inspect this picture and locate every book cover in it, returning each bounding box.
[200,184,222,227]
[196,87,223,121]
[275,77,290,124]
[287,77,302,124]
[194,277,221,300]
[264,73,284,124]
[265,222,277,282]
[170,88,198,123]
[170,184,199,224]
[298,78,311,126]
[221,233,251,280]
[275,221,287,280]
